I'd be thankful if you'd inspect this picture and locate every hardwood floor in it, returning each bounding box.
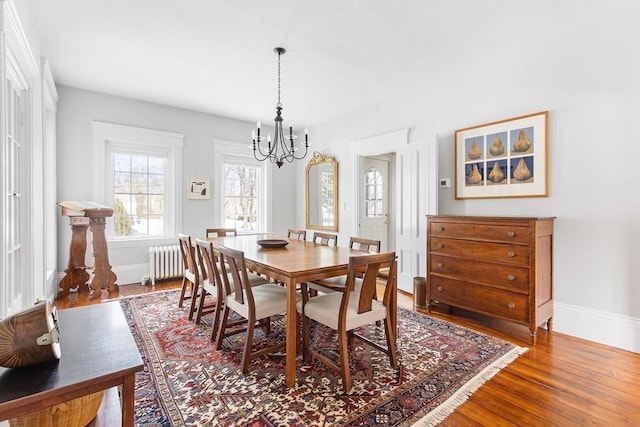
[55,282,640,426]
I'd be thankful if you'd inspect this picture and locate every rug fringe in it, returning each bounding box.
[412,345,528,426]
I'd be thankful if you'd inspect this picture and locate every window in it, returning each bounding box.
[113,152,166,237]
[92,122,183,244]
[364,167,383,218]
[223,162,260,231]
[214,140,270,233]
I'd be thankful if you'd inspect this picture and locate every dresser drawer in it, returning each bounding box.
[429,255,529,293]
[429,276,528,323]
[429,221,529,244]
[429,237,529,266]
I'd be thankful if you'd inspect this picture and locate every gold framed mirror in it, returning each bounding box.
[305,152,338,232]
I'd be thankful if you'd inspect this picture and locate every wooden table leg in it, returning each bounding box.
[285,278,298,387]
[121,373,136,426]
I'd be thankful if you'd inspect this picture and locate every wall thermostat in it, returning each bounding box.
[439,178,451,188]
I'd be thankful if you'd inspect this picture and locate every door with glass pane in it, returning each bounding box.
[359,157,390,251]
[2,77,25,317]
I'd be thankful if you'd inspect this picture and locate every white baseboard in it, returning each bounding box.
[112,263,149,286]
[554,302,640,354]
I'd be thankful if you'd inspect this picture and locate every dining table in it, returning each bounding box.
[205,233,397,388]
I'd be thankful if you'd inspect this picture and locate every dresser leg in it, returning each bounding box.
[530,330,537,346]
[546,317,553,333]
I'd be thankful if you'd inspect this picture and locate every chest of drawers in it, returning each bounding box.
[426,215,554,345]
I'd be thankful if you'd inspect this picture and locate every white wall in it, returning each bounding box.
[56,86,297,284]
[309,8,640,352]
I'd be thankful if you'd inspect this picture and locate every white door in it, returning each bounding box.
[351,130,437,293]
[394,137,438,293]
[359,157,390,251]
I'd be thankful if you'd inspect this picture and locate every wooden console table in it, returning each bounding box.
[58,201,118,299]
[0,302,143,426]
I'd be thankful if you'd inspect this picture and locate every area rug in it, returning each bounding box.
[120,289,526,426]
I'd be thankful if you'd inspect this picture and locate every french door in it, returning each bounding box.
[1,60,27,318]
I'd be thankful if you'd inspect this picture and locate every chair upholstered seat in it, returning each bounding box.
[297,291,386,331]
[228,283,296,320]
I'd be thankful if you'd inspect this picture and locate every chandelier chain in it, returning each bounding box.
[277,51,281,107]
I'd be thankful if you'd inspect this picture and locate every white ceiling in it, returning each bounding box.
[26,0,618,127]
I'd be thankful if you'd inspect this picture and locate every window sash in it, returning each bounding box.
[223,158,264,233]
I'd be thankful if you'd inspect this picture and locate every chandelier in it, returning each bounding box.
[252,47,309,168]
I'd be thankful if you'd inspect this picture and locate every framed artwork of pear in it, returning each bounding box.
[454,111,548,199]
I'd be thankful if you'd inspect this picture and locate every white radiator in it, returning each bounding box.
[148,245,184,285]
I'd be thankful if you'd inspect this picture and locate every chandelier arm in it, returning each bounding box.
[253,136,278,162]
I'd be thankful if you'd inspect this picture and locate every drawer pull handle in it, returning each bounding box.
[437,286,444,292]
[437,243,444,249]
[507,231,515,237]
[508,302,516,309]
[437,262,444,268]
[507,274,515,281]
[438,226,445,232]
[507,251,516,257]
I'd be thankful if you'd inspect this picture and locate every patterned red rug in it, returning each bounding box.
[120,289,526,426]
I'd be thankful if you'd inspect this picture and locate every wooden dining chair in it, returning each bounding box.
[348,236,381,253]
[298,251,398,392]
[215,245,297,373]
[177,233,201,320]
[194,239,269,329]
[205,227,237,237]
[287,228,307,240]
[308,236,381,295]
[312,232,337,246]
[193,238,226,333]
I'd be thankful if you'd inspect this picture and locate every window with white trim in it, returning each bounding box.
[213,140,270,233]
[92,122,183,244]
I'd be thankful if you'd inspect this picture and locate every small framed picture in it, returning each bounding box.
[187,177,210,200]
[455,111,549,199]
